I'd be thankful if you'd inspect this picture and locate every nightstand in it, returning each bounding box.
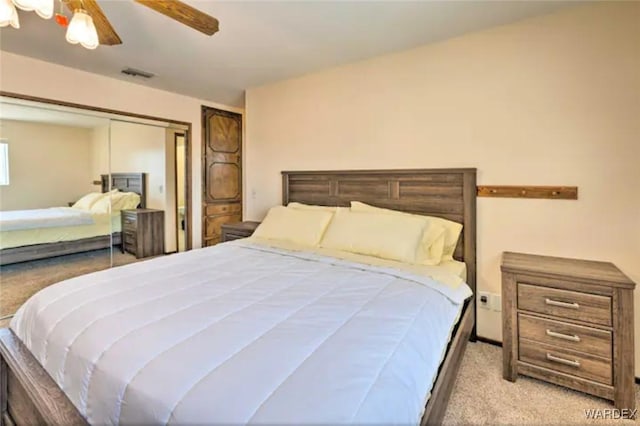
[121,209,165,258]
[221,221,260,242]
[501,252,635,410]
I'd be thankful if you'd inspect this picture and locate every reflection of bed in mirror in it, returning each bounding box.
[0,173,146,265]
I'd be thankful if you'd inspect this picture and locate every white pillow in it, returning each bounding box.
[253,206,334,246]
[72,192,105,210]
[319,209,426,263]
[350,201,447,265]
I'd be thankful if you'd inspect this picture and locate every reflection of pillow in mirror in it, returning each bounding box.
[90,191,140,213]
[72,192,105,210]
[89,194,113,214]
[113,192,141,211]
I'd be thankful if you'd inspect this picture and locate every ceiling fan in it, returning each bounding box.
[0,0,219,49]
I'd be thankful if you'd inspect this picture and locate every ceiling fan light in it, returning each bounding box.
[33,0,53,19]
[12,0,52,19]
[0,0,20,28]
[81,18,99,49]
[66,8,99,49]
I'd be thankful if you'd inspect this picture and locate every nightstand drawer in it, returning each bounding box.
[122,214,137,229]
[124,240,136,254]
[123,230,136,245]
[519,339,612,385]
[517,283,612,326]
[519,314,611,359]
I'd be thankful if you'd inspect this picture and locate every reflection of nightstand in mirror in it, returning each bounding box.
[121,209,165,258]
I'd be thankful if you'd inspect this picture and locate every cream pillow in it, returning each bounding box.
[72,192,105,210]
[319,209,426,263]
[253,206,334,246]
[112,192,141,211]
[89,195,112,214]
[89,190,133,214]
[428,216,463,261]
[350,201,447,265]
[288,202,338,213]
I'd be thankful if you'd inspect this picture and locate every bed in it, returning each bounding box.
[0,168,476,425]
[0,173,146,266]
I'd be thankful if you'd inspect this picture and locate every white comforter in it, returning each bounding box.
[11,241,471,425]
[0,207,94,231]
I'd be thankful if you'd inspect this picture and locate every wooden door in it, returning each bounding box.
[202,106,242,246]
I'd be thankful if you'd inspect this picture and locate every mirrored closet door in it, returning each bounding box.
[0,97,189,323]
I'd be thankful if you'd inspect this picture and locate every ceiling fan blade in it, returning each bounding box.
[64,0,122,46]
[134,0,219,36]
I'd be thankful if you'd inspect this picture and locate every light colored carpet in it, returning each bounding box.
[443,342,638,425]
[0,249,138,327]
[0,256,637,423]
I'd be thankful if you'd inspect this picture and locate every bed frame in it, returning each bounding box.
[0,173,146,266]
[0,168,476,426]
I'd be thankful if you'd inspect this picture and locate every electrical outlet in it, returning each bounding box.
[478,291,491,310]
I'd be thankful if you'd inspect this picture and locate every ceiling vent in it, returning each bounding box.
[121,67,155,79]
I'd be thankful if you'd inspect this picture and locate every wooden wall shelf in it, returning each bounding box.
[477,186,577,200]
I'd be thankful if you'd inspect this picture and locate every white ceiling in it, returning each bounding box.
[0,102,109,128]
[0,1,578,107]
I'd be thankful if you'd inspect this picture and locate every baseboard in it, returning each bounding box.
[475,336,502,347]
[474,337,640,383]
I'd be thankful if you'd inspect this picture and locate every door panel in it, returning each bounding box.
[209,163,240,199]
[209,114,240,152]
[202,107,242,247]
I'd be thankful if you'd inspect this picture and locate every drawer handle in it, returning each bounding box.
[545,298,579,310]
[546,352,580,368]
[546,329,581,342]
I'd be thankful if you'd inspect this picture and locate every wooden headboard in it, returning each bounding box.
[282,168,477,293]
[101,173,147,208]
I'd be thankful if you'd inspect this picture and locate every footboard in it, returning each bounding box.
[0,328,86,425]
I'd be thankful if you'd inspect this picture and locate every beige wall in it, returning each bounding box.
[0,51,244,248]
[89,125,109,183]
[0,120,93,210]
[90,121,176,252]
[245,3,640,374]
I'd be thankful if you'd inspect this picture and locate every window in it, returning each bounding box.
[0,141,9,186]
